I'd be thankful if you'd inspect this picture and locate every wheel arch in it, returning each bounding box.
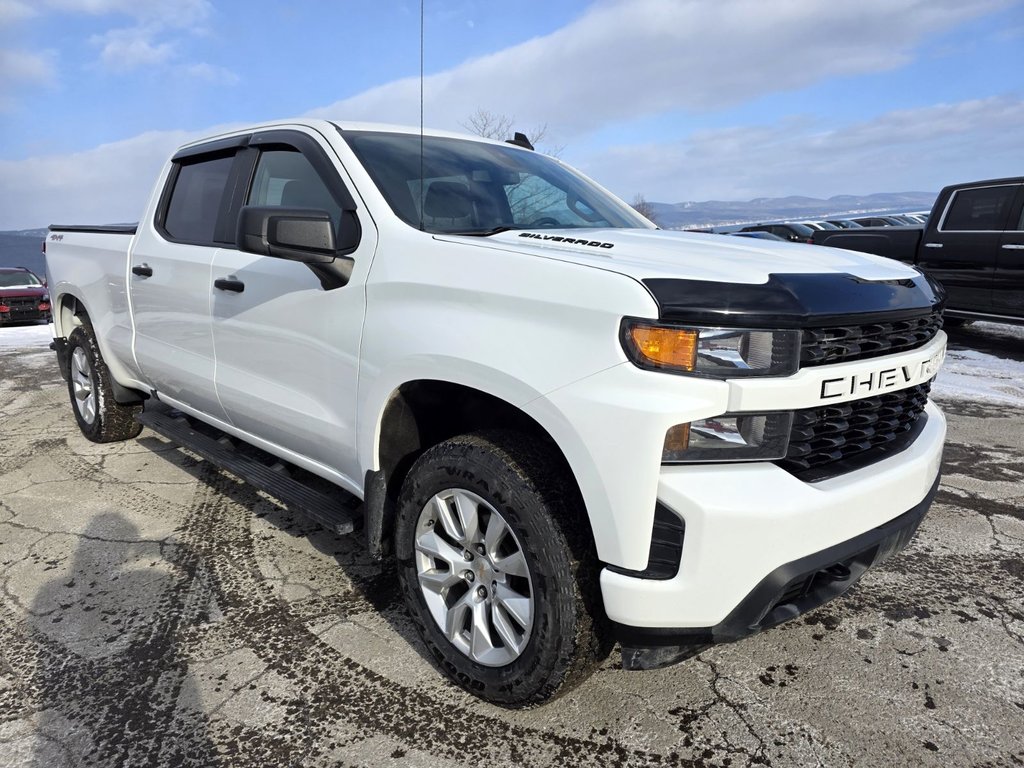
[53,292,146,405]
[362,378,594,562]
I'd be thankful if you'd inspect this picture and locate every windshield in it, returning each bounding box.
[342,130,653,235]
[0,271,41,288]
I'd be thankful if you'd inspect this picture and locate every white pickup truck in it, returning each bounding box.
[45,119,947,706]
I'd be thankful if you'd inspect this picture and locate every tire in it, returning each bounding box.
[943,317,973,329]
[66,324,143,443]
[395,431,609,707]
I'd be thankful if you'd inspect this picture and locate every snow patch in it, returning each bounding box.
[0,323,52,349]
[932,348,1024,408]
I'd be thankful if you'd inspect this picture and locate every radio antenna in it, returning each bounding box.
[418,0,425,231]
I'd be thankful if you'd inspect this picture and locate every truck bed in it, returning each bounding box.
[811,225,923,264]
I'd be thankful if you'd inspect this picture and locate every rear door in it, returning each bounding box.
[210,128,375,486]
[920,182,1020,311]
[993,186,1024,318]
[130,136,250,420]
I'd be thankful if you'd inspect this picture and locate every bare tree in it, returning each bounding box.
[459,109,569,223]
[631,194,658,224]
[461,109,563,157]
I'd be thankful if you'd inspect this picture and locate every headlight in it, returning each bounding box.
[663,412,793,463]
[621,319,800,377]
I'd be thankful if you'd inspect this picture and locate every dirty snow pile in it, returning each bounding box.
[931,323,1024,408]
[932,349,1024,407]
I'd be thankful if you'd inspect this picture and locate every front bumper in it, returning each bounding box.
[600,399,945,666]
[614,474,939,669]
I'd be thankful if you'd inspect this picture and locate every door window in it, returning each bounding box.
[248,149,342,227]
[162,154,235,244]
[941,185,1019,232]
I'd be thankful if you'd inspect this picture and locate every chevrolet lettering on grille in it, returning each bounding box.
[819,347,945,400]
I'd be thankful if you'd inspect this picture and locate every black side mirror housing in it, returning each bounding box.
[236,206,357,290]
[236,206,339,264]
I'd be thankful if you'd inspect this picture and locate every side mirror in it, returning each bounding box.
[236,206,338,264]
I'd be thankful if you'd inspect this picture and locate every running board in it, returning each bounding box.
[137,408,358,535]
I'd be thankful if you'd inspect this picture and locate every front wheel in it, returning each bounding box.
[66,324,143,443]
[395,431,608,707]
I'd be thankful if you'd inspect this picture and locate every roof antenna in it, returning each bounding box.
[418,0,425,231]
[506,132,534,151]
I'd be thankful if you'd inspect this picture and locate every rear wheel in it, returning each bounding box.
[395,431,608,706]
[66,324,143,443]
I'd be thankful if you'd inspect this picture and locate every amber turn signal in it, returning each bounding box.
[626,324,698,371]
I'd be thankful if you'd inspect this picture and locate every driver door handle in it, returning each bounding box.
[214,276,245,293]
[132,264,153,277]
[1002,244,1024,251]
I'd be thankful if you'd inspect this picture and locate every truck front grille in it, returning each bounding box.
[779,382,931,480]
[801,310,943,367]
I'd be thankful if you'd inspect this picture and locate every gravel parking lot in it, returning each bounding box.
[1,325,1022,767]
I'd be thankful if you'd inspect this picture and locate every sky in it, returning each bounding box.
[0,0,1022,230]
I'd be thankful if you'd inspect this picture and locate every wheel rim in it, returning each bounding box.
[71,346,97,425]
[414,489,534,667]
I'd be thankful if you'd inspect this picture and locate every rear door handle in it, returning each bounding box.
[214,276,245,293]
[132,264,153,277]
[1001,244,1024,250]
[923,243,943,249]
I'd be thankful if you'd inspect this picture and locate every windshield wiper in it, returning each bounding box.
[445,226,522,237]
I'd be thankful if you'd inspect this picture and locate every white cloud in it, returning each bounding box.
[0,129,205,229]
[92,27,175,71]
[0,0,1017,228]
[51,0,212,72]
[580,96,1024,201]
[0,0,35,23]
[183,62,240,86]
[308,0,1009,134]
[0,49,57,110]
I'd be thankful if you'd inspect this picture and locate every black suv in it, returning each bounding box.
[0,267,51,325]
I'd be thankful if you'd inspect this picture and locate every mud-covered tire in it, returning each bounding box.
[395,431,609,707]
[66,324,143,443]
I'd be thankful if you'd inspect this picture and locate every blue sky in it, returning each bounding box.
[0,0,1022,229]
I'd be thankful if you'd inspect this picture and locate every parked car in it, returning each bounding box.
[850,216,908,227]
[0,266,51,325]
[825,220,863,229]
[738,222,816,242]
[813,176,1024,325]
[45,119,948,705]
[728,231,787,241]
[798,221,840,231]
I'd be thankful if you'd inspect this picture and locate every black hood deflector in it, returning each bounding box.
[642,272,945,328]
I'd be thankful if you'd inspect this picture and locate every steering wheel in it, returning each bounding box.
[528,217,561,228]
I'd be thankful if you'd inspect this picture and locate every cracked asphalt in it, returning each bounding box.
[1,338,1023,767]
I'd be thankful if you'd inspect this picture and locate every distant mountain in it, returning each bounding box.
[0,231,47,277]
[647,191,936,230]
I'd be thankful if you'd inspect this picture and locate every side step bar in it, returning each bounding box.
[137,408,358,535]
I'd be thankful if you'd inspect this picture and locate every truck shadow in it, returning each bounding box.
[24,512,220,765]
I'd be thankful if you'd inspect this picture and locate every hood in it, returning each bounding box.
[440,228,917,284]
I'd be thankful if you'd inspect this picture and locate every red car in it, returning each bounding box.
[0,267,51,325]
